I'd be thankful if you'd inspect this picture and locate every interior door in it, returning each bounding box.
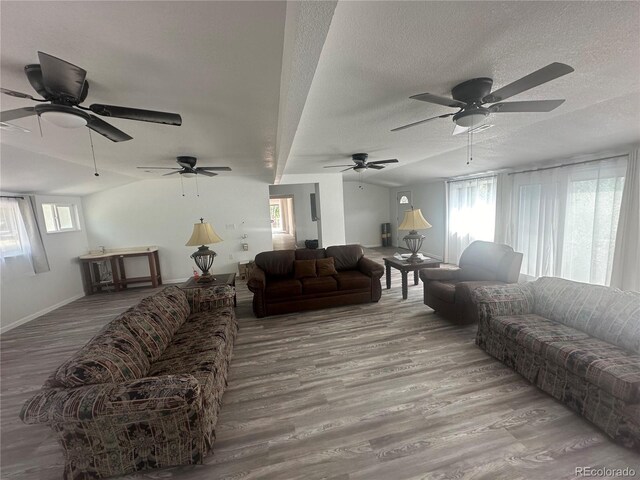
[396,191,412,246]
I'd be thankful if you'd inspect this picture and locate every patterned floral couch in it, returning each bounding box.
[19,285,237,479]
[473,277,640,451]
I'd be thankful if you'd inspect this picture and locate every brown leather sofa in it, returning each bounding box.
[419,241,523,323]
[247,245,384,318]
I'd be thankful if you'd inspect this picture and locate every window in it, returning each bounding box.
[0,198,30,259]
[512,157,626,285]
[270,203,282,231]
[399,195,409,204]
[446,176,497,263]
[42,203,80,233]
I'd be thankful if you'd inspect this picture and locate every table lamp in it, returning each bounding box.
[186,218,223,282]
[398,207,432,263]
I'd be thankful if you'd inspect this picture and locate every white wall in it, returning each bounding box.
[389,181,446,260]
[269,183,319,246]
[278,173,346,247]
[83,176,273,282]
[343,182,390,247]
[1,194,89,333]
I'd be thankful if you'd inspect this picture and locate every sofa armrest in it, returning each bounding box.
[358,257,384,278]
[419,267,460,282]
[472,283,534,325]
[20,374,201,425]
[247,266,266,292]
[185,285,235,313]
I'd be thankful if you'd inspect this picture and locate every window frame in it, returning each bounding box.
[42,202,81,234]
[0,200,26,258]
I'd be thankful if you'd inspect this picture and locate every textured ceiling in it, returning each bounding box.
[285,1,640,186]
[1,1,639,195]
[0,1,287,195]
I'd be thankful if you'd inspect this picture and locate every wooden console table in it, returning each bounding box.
[79,246,162,295]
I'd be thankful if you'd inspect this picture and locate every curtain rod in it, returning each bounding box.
[1,195,24,199]
[508,154,627,176]
[446,173,498,183]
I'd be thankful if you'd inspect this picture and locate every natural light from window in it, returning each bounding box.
[42,203,80,233]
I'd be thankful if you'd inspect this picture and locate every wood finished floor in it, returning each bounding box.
[1,248,638,479]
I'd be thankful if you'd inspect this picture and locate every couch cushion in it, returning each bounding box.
[590,290,640,354]
[294,259,317,279]
[317,257,338,277]
[45,317,151,388]
[137,286,190,334]
[459,241,515,281]
[532,277,619,336]
[255,250,295,277]
[458,265,497,281]
[335,270,370,291]
[119,306,175,362]
[163,308,237,357]
[301,276,338,295]
[295,249,326,261]
[542,337,640,403]
[265,278,302,299]
[429,280,457,303]
[325,245,364,271]
[489,314,590,354]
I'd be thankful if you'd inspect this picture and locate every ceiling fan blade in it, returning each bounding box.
[24,65,52,100]
[367,159,398,165]
[368,164,385,170]
[196,170,218,177]
[452,124,469,136]
[162,171,182,176]
[490,99,565,113]
[410,93,466,108]
[1,107,36,122]
[0,88,39,101]
[87,114,132,142]
[136,166,181,170]
[89,104,182,126]
[483,63,574,103]
[324,165,356,168]
[197,166,232,171]
[340,167,354,172]
[391,113,454,132]
[37,51,87,101]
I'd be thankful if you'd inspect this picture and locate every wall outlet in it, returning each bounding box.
[225,223,236,230]
[242,243,249,251]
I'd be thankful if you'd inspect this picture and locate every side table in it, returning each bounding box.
[181,272,237,306]
[383,256,441,300]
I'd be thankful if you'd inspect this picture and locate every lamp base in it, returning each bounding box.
[403,230,425,263]
[405,253,424,263]
[196,275,216,283]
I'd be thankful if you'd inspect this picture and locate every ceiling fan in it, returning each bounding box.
[324,153,399,172]
[138,156,232,177]
[391,62,574,134]
[0,51,182,142]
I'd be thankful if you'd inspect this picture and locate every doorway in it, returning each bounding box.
[396,190,412,247]
[270,195,296,250]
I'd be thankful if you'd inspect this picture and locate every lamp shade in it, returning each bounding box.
[398,208,432,231]
[185,220,223,246]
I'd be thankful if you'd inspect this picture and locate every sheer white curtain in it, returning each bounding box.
[509,156,627,285]
[0,198,33,268]
[446,176,497,263]
[611,148,640,291]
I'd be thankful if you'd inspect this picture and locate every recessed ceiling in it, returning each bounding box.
[0,1,287,195]
[284,1,640,186]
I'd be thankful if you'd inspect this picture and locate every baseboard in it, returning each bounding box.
[1,293,85,335]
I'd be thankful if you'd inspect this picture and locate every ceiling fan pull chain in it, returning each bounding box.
[180,175,185,197]
[470,128,473,164]
[37,114,43,137]
[88,129,99,176]
[195,174,200,197]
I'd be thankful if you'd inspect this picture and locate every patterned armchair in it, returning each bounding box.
[20,285,237,479]
[473,277,640,451]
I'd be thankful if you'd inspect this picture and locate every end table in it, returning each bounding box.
[181,272,237,306]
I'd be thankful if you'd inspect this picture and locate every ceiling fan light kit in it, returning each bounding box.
[36,104,88,128]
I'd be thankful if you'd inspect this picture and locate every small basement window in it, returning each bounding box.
[42,203,81,233]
